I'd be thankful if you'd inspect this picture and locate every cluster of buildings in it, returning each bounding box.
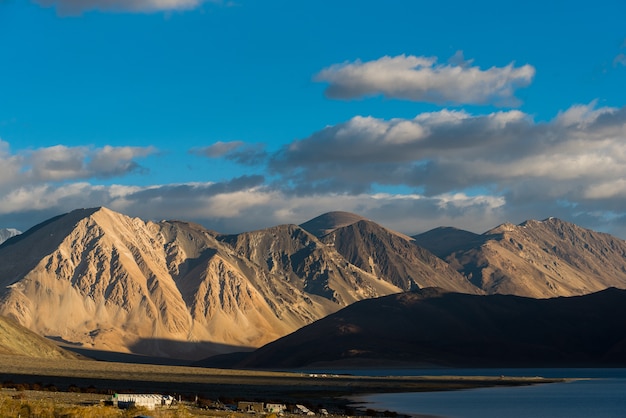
[111,393,330,415]
[237,401,325,415]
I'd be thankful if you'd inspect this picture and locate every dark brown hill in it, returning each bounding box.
[217,287,626,369]
[322,220,480,293]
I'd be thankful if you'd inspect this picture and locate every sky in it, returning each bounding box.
[2,1,626,237]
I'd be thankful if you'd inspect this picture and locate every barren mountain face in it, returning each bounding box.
[0,208,403,359]
[218,224,401,306]
[417,218,626,298]
[320,220,480,294]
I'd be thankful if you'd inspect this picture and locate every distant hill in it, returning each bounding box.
[417,218,626,298]
[413,226,485,258]
[0,316,78,359]
[207,288,626,369]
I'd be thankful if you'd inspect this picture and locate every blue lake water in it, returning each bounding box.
[343,369,626,418]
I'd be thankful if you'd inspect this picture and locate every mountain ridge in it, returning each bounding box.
[2,207,626,360]
[0,207,409,359]
[426,217,626,298]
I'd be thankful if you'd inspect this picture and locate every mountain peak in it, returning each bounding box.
[300,211,367,237]
[0,228,21,245]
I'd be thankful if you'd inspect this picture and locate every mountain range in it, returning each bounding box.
[414,218,626,298]
[1,207,626,361]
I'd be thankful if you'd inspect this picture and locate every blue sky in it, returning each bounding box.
[2,0,626,237]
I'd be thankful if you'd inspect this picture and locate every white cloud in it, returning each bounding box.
[3,104,626,239]
[87,145,156,176]
[265,103,626,232]
[33,0,217,15]
[22,144,157,181]
[0,143,156,193]
[0,179,510,236]
[315,53,535,106]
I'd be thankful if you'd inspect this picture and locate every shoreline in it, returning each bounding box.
[0,355,570,416]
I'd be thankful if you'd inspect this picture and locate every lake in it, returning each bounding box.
[345,368,626,417]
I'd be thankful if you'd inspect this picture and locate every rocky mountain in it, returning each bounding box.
[3,207,626,361]
[0,228,21,245]
[414,218,626,298]
[0,315,78,359]
[0,207,425,359]
[211,287,626,369]
[217,224,400,306]
[318,219,479,294]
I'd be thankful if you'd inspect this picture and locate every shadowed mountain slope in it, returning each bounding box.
[413,226,486,258]
[299,211,367,238]
[217,287,626,369]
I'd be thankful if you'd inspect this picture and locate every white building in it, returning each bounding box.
[112,393,173,410]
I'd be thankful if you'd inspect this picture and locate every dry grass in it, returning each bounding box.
[0,393,119,417]
[0,391,266,418]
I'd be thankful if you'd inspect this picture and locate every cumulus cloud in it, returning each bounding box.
[315,52,535,106]
[0,178,509,237]
[24,144,156,181]
[0,137,510,234]
[4,103,626,239]
[33,0,217,15]
[0,142,156,189]
[265,103,626,226]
